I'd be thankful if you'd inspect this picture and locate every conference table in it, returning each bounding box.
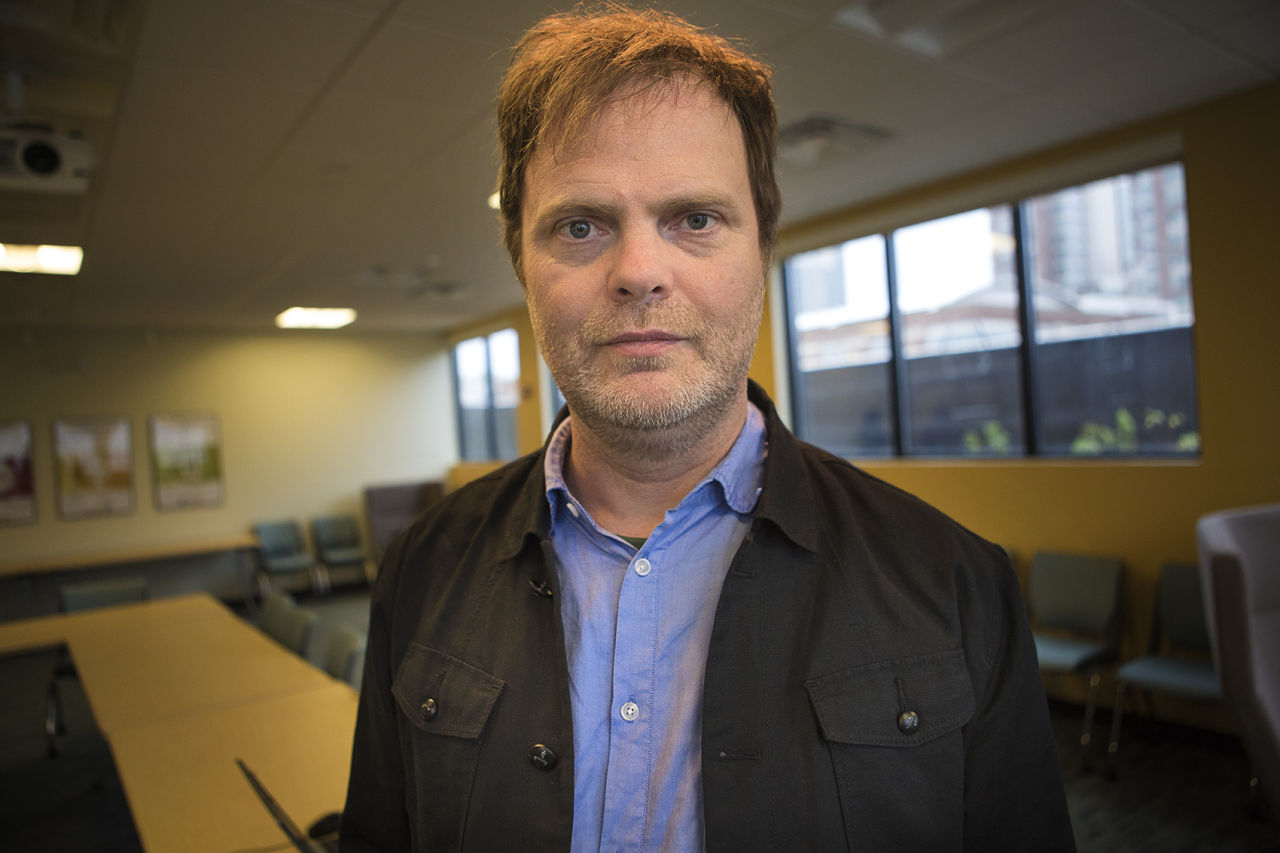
[0,594,357,851]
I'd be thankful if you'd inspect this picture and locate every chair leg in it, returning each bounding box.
[45,679,62,758]
[310,565,331,597]
[1105,680,1126,779]
[1080,671,1102,771]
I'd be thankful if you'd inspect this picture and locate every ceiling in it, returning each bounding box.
[1,0,1276,336]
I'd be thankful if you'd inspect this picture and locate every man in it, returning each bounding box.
[341,6,1075,852]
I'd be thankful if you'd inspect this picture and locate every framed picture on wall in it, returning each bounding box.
[149,412,224,511]
[0,419,37,526]
[52,415,135,520]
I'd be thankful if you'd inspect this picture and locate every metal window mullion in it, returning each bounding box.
[884,232,909,457]
[780,262,810,440]
[1014,203,1042,456]
[482,336,500,460]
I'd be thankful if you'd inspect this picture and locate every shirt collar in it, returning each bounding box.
[543,401,768,527]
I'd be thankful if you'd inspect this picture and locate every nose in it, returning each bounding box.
[606,227,671,304]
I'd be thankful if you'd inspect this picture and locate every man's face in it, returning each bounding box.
[519,81,764,437]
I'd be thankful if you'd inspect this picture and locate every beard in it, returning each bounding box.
[532,292,762,452]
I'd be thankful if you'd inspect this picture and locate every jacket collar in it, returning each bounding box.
[494,379,821,564]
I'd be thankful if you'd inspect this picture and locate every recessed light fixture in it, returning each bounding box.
[0,243,83,275]
[487,191,501,210]
[274,307,357,329]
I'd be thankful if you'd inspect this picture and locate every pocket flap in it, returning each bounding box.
[804,650,974,747]
[392,643,505,739]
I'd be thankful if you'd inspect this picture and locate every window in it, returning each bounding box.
[453,328,521,461]
[782,162,1198,459]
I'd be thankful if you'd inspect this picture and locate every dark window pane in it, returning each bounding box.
[784,235,895,457]
[1025,163,1198,456]
[893,206,1025,456]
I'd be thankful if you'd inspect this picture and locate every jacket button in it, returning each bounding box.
[528,744,558,770]
[420,698,438,722]
[898,710,920,734]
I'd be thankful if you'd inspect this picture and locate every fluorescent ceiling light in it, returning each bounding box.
[275,307,357,329]
[0,243,83,275]
[487,191,501,210]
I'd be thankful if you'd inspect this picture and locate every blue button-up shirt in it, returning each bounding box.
[545,403,767,852]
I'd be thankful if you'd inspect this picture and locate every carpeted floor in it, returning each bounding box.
[2,592,1278,851]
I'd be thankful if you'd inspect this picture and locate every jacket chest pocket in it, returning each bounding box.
[391,643,505,849]
[804,650,975,850]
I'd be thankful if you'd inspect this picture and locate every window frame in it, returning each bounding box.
[780,157,1198,461]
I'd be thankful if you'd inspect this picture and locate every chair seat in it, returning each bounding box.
[319,546,367,567]
[1117,657,1221,701]
[262,553,313,574]
[1034,634,1115,672]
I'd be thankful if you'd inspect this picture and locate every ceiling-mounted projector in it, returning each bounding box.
[0,129,93,194]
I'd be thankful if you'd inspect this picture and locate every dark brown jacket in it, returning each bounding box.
[341,383,1075,852]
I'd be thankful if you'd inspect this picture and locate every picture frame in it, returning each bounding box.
[149,412,224,511]
[52,415,135,520]
[0,419,37,526]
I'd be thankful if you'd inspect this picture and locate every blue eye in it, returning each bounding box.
[686,213,710,230]
[566,220,592,239]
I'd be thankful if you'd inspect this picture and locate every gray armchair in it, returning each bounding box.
[1198,503,1280,817]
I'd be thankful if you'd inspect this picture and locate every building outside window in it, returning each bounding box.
[782,162,1197,459]
[453,328,521,461]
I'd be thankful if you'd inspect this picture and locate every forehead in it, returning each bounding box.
[524,81,750,203]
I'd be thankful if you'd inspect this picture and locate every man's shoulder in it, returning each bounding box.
[781,431,1007,568]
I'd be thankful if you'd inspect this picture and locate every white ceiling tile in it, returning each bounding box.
[1125,0,1277,32]
[1209,4,1280,73]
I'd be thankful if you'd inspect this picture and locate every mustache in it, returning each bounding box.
[577,302,711,346]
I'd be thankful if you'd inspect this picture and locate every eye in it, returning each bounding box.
[685,213,711,230]
[564,220,593,239]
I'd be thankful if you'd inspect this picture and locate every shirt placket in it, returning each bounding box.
[600,542,660,851]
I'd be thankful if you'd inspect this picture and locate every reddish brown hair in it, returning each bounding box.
[496,3,780,276]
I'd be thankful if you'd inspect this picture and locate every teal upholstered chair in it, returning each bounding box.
[323,624,367,688]
[1028,550,1124,769]
[310,515,370,590]
[1105,562,1220,775]
[259,594,315,657]
[252,520,320,596]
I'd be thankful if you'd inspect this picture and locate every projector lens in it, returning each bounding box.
[21,141,62,175]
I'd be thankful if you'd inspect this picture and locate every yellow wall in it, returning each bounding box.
[0,329,455,565]
[781,83,1280,723]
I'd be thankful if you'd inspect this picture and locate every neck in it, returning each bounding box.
[564,387,748,539]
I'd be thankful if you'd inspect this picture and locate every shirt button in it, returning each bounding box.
[898,710,920,734]
[633,558,652,577]
[528,744,558,770]
[420,698,438,722]
[620,701,640,722]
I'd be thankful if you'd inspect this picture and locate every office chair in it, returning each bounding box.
[323,625,367,688]
[1027,550,1124,770]
[310,514,371,590]
[260,598,316,657]
[47,575,150,757]
[1106,562,1220,776]
[252,520,322,596]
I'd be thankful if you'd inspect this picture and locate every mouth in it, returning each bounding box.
[603,330,685,357]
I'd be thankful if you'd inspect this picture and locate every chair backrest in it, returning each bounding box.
[363,481,444,557]
[323,625,367,687]
[253,520,306,559]
[267,607,316,656]
[312,515,360,551]
[258,592,296,636]
[1028,551,1124,637]
[1196,503,1280,666]
[1155,561,1213,653]
[1209,551,1280,811]
[60,576,149,613]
